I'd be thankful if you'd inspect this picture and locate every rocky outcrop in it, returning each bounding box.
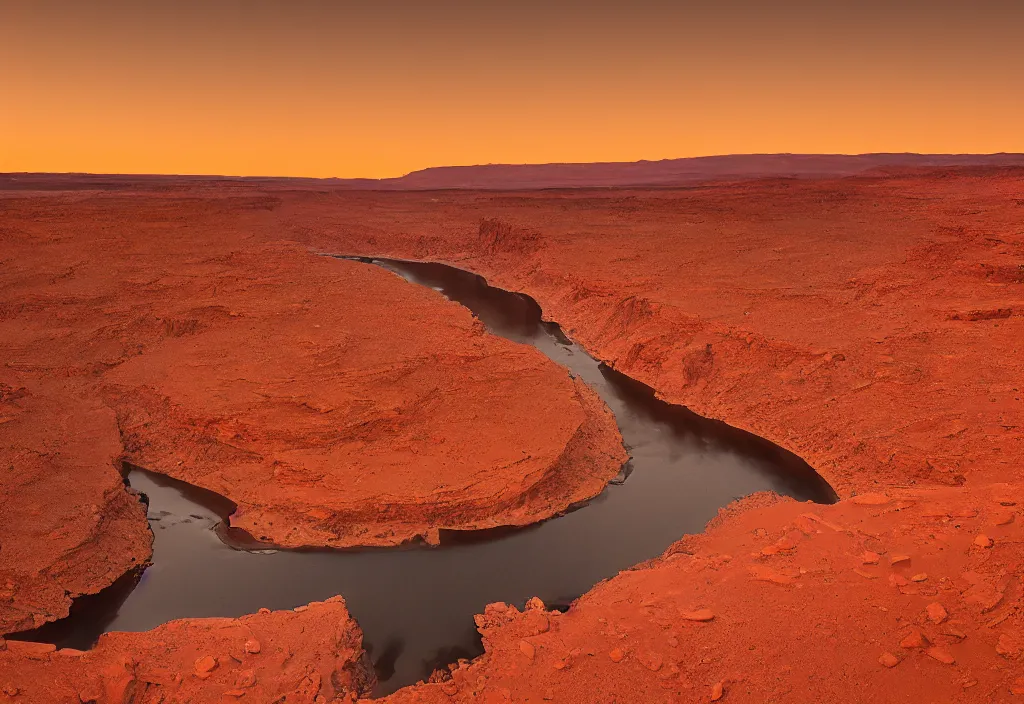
[0,384,150,635]
[0,597,373,703]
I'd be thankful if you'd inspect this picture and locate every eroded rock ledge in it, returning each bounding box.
[0,385,150,635]
[0,597,373,703]
[102,248,625,548]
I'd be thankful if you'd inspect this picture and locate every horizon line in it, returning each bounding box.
[4,151,1024,182]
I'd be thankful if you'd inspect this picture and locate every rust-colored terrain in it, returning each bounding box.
[1,597,373,703]
[102,247,624,549]
[2,167,1023,701]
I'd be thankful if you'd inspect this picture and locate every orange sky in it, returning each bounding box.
[3,0,1023,178]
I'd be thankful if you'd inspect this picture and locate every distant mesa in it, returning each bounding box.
[373,153,1024,190]
[5,153,1024,191]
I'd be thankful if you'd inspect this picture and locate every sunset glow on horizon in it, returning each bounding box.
[3,0,1023,178]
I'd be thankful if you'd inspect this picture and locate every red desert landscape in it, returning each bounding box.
[1,155,1023,702]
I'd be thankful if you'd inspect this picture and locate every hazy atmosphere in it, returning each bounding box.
[3,0,1023,177]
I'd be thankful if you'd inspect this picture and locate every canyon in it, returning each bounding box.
[1,165,1022,701]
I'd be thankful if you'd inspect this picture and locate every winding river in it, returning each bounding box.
[12,258,835,695]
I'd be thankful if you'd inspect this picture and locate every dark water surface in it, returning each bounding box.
[12,257,835,695]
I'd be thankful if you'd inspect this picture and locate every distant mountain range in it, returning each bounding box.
[341,153,1024,190]
[6,153,1024,191]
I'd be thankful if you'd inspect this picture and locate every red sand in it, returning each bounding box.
[1,167,1023,701]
